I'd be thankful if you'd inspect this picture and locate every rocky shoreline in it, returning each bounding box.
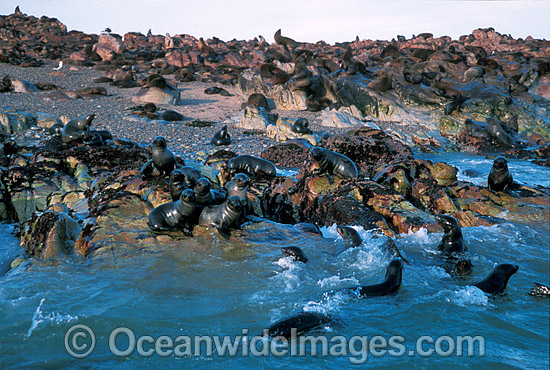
[0,8,549,268]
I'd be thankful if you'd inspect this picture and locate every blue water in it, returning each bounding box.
[0,153,549,369]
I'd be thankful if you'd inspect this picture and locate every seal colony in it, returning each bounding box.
[0,7,547,352]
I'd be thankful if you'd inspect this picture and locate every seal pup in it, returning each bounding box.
[198,195,243,237]
[310,147,358,179]
[147,189,196,234]
[528,282,550,297]
[474,263,519,294]
[488,156,513,193]
[141,136,176,178]
[169,169,188,201]
[281,246,308,263]
[266,312,330,339]
[227,155,276,178]
[179,166,202,188]
[291,118,312,135]
[350,259,404,297]
[193,177,226,208]
[61,114,95,144]
[435,215,465,253]
[211,125,231,146]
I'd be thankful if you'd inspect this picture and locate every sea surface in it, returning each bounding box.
[0,152,549,369]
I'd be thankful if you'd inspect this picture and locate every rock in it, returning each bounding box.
[237,106,270,130]
[320,105,379,129]
[132,86,181,105]
[0,110,34,135]
[265,118,320,145]
[93,33,124,61]
[36,113,63,129]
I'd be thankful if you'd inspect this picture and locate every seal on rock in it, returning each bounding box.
[351,259,404,297]
[291,118,312,135]
[141,136,176,178]
[488,156,513,193]
[198,195,243,236]
[193,177,226,207]
[464,119,491,141]
[310,147,358,179]
[274,29,297,48]
[487,119,515,148]
[474,263,519,294]
[61,114,95,144]
[281,246,308,263]
[266,312,330,339]
[211,125,231,146]
[435,214,465,253]
[227,155,276,178]
[169,169,188,201]
[147,189,196,234]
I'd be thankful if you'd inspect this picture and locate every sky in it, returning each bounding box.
[0,1,548,44]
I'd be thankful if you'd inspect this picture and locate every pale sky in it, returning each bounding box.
[1,1,548,44]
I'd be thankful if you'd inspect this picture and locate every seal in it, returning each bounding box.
[274,29,297,48]
[474,263,519,294]
[435,215,465,253]
[528,282,550,297]
[61,114,95,144]
[379,236,410,263]
[337,225,362,248]
[310,147,358,179]
[486,119,515,148]
[193,177,226,207]
[141,136,176,178]
[291,118,312,135]
[225,173,252,212]
[293,223,322,235]
[147,189,196,234]
[169,169,188,201]
[351,259,404,297]
[266,312,330,339]
[227,155,276,178]
[281,246,308,263]
[246,93,269,111]
[464,119,490,141]
[488,156,513,193]
[198,195,243,237]
[211,125,231,146]
[179,166,202,188]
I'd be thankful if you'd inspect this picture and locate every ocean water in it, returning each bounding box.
[0,153,548,369]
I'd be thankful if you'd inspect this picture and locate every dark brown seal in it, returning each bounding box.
[488,156,513,192]
[310,147,358,179]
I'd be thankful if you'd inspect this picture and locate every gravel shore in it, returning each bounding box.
[1,61,344,162]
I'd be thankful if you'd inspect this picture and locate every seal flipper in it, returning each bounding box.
[141,160,154,180]
[217,227,231,240]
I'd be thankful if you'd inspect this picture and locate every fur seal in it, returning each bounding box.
[246,93,269,111]
[198,195,243,236]
[351,259,404,297]
[61,114,95,144]
[211,125,231,146]
[274,29,297,48]
[488,156,513,193]
[169,169,188,201]
[310,147,358,179]
[291,118,312,135]
[464,119,491,141]
[486,119,515,148]
[267,312,330,339]
[147,189,196,233]
[281,246,308,263]
[141,136,176,178]
[435,215,465,253]
[528,282,550,297]
[293,223,322,235]
[474,263,519,294]
[367,70,392,92]
[227,155,276,178]
[193,177,226,207]
[337,226,363,248]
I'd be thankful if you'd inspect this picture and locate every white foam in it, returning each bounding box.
[450,286,490,307]
[317,275,360,289]
[27,298,78,337]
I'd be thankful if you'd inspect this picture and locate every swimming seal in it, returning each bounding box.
[211,125,231,146]
[293,223,322,235]
[147,189,196,234]
[281,246,308,263]
[351,259,404,297]
[61,114,95,144]
[227,155,276,178]
[291,118,312,135]
[379,236,410,263]
[488,156,513,193]
[169,169,188,201]
[474,263,519,294]
[266,312,330,339]
[435,215,465,253]
[198,195,243,236]
[193,177,226,207]
[337,226,362,248]
[310,147,358,179]
[141,136,176,178]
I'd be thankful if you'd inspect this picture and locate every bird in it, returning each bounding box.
[53,60,63,71]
